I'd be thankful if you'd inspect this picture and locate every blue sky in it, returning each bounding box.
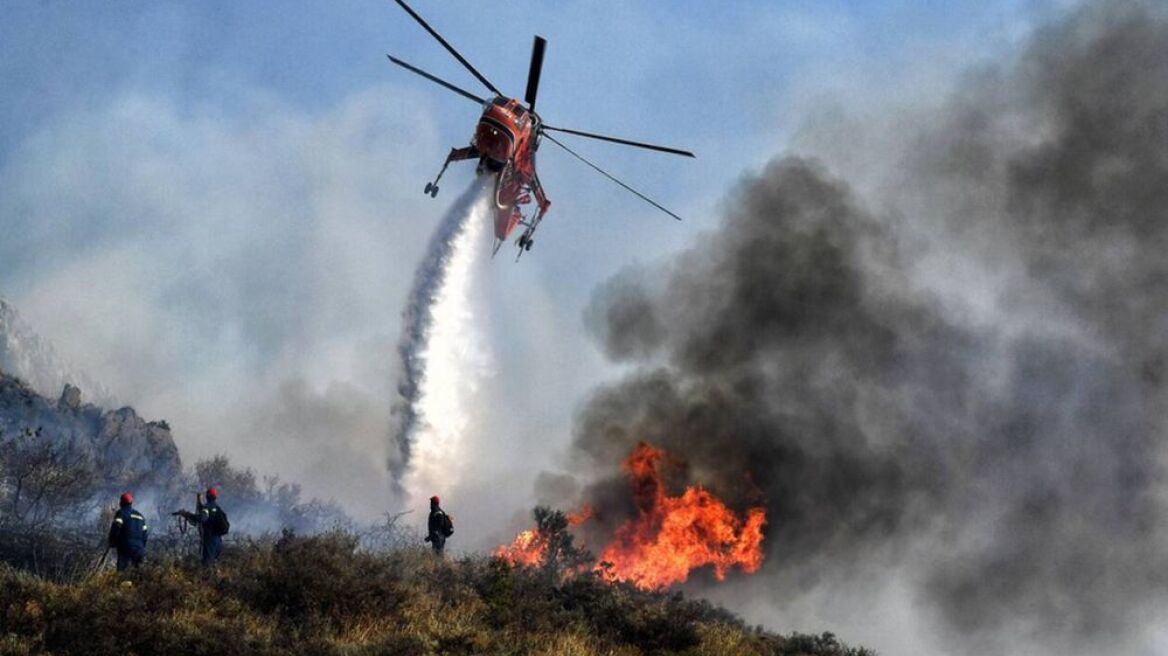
[0,0,1053,534]
[0,0,1061,504]
[1,0,1045,212]
[10,0,1058,535]
[1,1,1078,651]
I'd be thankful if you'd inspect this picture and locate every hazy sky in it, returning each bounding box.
[0,2,1085,652]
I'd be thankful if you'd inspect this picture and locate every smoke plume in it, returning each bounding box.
[569,2,1168,652]
[390,179,492,496]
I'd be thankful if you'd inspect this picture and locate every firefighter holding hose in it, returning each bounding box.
[173,487,230,566]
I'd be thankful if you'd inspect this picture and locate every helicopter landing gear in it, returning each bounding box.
[424,168,445,198]
[426,145,479,198]
[515,232,535,262]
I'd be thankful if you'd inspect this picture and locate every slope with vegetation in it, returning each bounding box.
[0,369,349,581]
[0,531,873,656]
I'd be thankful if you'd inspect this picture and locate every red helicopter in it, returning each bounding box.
[387,0,694,258]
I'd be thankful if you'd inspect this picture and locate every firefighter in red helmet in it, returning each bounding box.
[108,491,149,571]
[196,487,229,565]
[424,495,454,556]
[172,487,229,566]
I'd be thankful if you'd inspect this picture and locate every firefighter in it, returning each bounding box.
[196,487,229,566]
[174,488,230,566]
[424,495,454,556]
[108,492,148,571]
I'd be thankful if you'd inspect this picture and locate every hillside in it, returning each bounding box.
[0,532,873,656]
[0,372,876,655]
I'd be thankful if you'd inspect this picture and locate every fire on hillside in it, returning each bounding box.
[495,442,766,590]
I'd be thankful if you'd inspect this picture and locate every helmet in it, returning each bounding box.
[430,495,440,505]
[206,487,218,499]
[119,492,134,507]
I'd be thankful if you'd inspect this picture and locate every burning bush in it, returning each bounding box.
[492,506,594,583]
[496,442,767,590]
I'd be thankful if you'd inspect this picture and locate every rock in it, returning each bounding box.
[58,384,82,411]
[0,371,183,494]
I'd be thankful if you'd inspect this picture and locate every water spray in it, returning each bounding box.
[390,178,492,498]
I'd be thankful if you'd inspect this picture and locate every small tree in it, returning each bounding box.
[530,505,592,584]
[0,427,103,580]
[0,427,98,531]
[195,455,263,506]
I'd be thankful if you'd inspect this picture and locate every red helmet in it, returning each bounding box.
[206,487,218,499]
[119,492,133,507]
[430,495,440,505]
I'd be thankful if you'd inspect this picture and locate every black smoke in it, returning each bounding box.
[570,1,1168,649]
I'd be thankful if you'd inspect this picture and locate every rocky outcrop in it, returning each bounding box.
[0,373,181,493]
[94,406,182,489]
[58,384,82,411]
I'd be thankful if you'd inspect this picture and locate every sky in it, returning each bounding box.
[0,1,1100,653]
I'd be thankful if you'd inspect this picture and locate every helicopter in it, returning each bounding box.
[387,0,694,258]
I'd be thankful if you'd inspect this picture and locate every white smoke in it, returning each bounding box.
[391,178,495,506]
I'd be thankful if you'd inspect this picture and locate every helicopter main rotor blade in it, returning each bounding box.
[542,125,695,158]
[525,36,547,111]
[386,55,486,104]
[542,133,684,222]
[393,0,502,97]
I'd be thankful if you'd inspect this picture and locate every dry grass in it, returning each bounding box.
[0,531,874,656]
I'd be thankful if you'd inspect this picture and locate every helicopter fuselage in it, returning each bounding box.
[471,96,548,248]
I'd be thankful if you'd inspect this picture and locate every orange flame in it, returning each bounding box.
[493,505,594,567]
[494,442,766,591]
[596,443,766,590]
[493,528,546,566]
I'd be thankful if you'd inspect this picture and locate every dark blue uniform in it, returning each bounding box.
[108,506,149,571]
[427,506,451,555]
[198,499,225,565]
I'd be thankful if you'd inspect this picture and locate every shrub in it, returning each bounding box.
[0,534,877,656]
